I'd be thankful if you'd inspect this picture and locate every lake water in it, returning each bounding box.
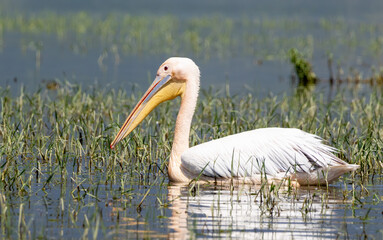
[1,1,383,239]
[1,0,383,96]
[11,169,383,239]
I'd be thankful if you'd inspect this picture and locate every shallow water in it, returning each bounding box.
[4,166,382,239]
[167,183,383,239]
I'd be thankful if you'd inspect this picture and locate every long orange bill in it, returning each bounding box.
[110,75,172,149]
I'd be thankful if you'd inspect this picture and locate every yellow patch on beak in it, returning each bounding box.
[110,75,185,148]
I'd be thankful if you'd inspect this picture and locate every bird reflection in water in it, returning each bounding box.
[167,183,348,239]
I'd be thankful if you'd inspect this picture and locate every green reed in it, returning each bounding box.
[1,82,382,186]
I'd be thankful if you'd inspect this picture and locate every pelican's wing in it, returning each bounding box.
[181,128,346,179]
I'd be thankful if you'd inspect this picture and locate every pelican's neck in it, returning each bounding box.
[168,76,199,182]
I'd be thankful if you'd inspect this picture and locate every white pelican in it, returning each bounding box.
[110,57,359,185]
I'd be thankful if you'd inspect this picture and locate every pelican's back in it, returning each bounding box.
[181,128,359,185]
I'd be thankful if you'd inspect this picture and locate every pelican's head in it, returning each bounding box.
[110,57,200,149]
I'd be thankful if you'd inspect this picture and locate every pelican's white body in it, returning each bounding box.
[181,128,358,185]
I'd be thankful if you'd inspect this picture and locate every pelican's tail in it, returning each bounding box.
[293,164,359,185]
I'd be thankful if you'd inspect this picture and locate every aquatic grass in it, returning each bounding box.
[1,10,383,66]
[289,48,317,86]
[0,81,382,238]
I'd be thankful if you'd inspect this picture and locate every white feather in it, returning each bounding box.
[181,128,355,184]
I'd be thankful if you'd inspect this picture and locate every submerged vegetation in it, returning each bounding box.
[0,82,382,238]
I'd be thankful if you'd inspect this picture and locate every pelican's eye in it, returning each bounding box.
[164,66,168,71]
